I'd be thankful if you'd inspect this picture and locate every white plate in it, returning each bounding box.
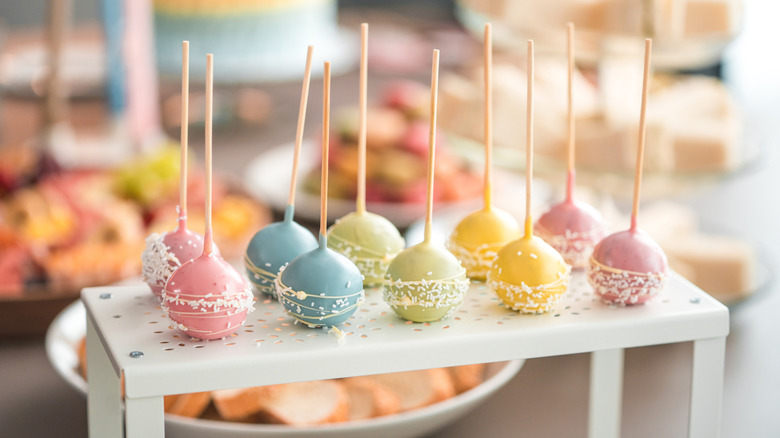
[244,141,548,227]
[46,300,524,438]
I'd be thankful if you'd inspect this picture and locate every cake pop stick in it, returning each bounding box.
[288,46,314,210]
[356,23,368,215]
[384,49,469,322]
[631,39,652,232]
[204,53,215,256]
[179,40,190,227]
[535,23,606,268]
[423,50,440,244]
[320,62,331,238]
[275,62,365,328]
[524,40,534,238]
[587,39,669,306]
[447,24,521,280]
[244,47,318,298]
[488,40,570,314]
[565,23,575,203]
[141,41,207,297]
[327,24,404,287]
[161,53,253,340]
[483,23,494,210]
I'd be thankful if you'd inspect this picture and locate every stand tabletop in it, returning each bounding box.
[82,271,728,398]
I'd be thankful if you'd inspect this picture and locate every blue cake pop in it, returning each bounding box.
[276,61,364,328]
[276,233,364,327]
[244,46,317,297]
[245,205,317,297]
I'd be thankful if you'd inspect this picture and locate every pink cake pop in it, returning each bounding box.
[588,39,668,305]
[142,41,214,297]
[162,54,253,340]
[536,24,605,269]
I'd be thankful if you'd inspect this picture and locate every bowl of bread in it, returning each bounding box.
[47,300,524,438]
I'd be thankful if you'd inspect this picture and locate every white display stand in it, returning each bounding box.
[83,271,728,438]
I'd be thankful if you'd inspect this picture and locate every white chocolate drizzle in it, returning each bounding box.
[487,266,572,314]
[587,257,668,305]
[141,232,181,290]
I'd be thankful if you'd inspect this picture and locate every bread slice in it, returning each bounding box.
[447,364,486,394]
[166,392,211,418]
[342,377,401,420]
[257,380,349,425]
[212,386,279,421]
[364,368,455,412]
[163,394,180,412]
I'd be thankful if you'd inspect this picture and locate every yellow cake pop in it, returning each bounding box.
[448,24,520,280]
[487,41,570,314]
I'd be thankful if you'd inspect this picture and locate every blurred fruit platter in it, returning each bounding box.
[0,144,270,336]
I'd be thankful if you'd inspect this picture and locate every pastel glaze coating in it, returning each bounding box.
[588,228,668,305]
[162,252,254,340]
[447,207,521,281]
[327,211,405,288]
[488,235,571,314]
[245,205,317,297]
[142,219,206,297]
[384,241,470,322]
[276,234,364,328]
[536,200,606,269]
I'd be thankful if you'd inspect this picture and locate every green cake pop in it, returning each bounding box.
[328,24,404,287]
[384,50,469,322]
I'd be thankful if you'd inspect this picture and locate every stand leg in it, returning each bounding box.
[125,396,165,438]
[689,337,726,438]
[86,314,123,438]
[588,348,624,438]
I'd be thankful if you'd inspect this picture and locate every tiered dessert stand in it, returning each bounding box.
[83,271,728,438]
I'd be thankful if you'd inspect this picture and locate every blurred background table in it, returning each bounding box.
[1,0,779,437]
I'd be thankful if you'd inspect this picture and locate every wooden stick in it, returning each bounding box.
[524,40,534,238]
[288,45,314,209]
[565,22,576,203]
[483,23,493,211]
[630,39,652,232]
[424,50,440,244]
[203,54,214,255]
[356,23,368,214]
[179,41,189,224]
[321,62,331,238]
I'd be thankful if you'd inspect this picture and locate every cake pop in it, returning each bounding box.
[448,24,521,280]
[328,24,404,288]
[535,24,606,269]
[245,46,317,297]
[588,39,668,305]
[162,54,253,340]
[384,50,470,323]
[142,41,208,297]
[488,41,571,314]
[276,62,364,328]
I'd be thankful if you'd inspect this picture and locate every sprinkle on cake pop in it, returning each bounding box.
[535,23,606,269]
[488,41,571,314]
[276,62,365,328]
[245,46,318,297]
[384,50,470,323]
[588,39,668,306]
[162,54,253,340]
[448,24,521,281]
[142,41,208,297]
[328,24,404,288]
